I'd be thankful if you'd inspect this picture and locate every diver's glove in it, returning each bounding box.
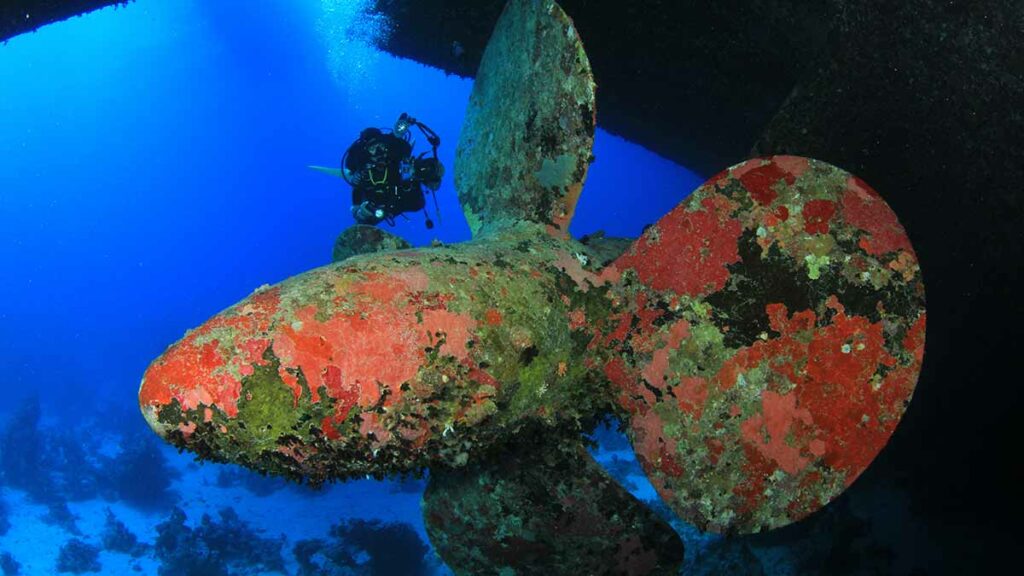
[352,201,386,225]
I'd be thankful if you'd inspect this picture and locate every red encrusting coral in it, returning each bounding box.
[641,319,691,389]
[603,357,648,415]
[731,158,797,206]
[802,199,837,234]
[739,390,813,476]
[484,308,503,326]
[139,287,282,419]
[271,273,479,426]
[615,157,925,533]
[841,176,914,256]
[733,443,775,518]
[613,194,742,297]
[273,303,426,411]
[770,155,810,179]
[675,376,709,421]
[718,300,902,481]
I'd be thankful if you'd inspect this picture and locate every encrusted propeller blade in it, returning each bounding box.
[455,0,596,237]
[140,0,926,556]
[137,229,617,483]
[604,156,926,534]
[423,439,684,575]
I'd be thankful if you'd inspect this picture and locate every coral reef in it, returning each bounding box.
[333,520,430,576]
[294,519,430,576]
[0,396,54,502]
[153,509,227,576]
[55,539,101,574]
[0,495,10,536]
[104,435,178,509]
[0,552,19,576]
[154,506,285,576]
[48,430,104,502]
[0,399,110,506]
[292,539,330,576]
[0,400,107,504]
[42,500,82,536]
[102,508,148,557]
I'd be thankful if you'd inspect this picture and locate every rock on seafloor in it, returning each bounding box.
[423,438,684,576]
[333,225,412,263]
[603,156,926,534]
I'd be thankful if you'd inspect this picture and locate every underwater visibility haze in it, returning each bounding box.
[0,1,706,574]
[1,0,1015,575]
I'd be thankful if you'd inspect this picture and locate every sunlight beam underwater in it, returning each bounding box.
[138,0,925,573]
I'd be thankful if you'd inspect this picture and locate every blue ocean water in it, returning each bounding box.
[0,1,704,573]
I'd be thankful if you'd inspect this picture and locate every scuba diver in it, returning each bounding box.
[311,113,444,228]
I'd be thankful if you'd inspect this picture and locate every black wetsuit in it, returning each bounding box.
[344,131,425,224]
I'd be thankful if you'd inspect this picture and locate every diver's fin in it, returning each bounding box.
[307,165,343,178]
[423,439,684,575]
[605,156,926,534]
[455,0,595,238]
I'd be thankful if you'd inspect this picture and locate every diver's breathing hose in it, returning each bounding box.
[369,167,388,185]
[431,189,442,225]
